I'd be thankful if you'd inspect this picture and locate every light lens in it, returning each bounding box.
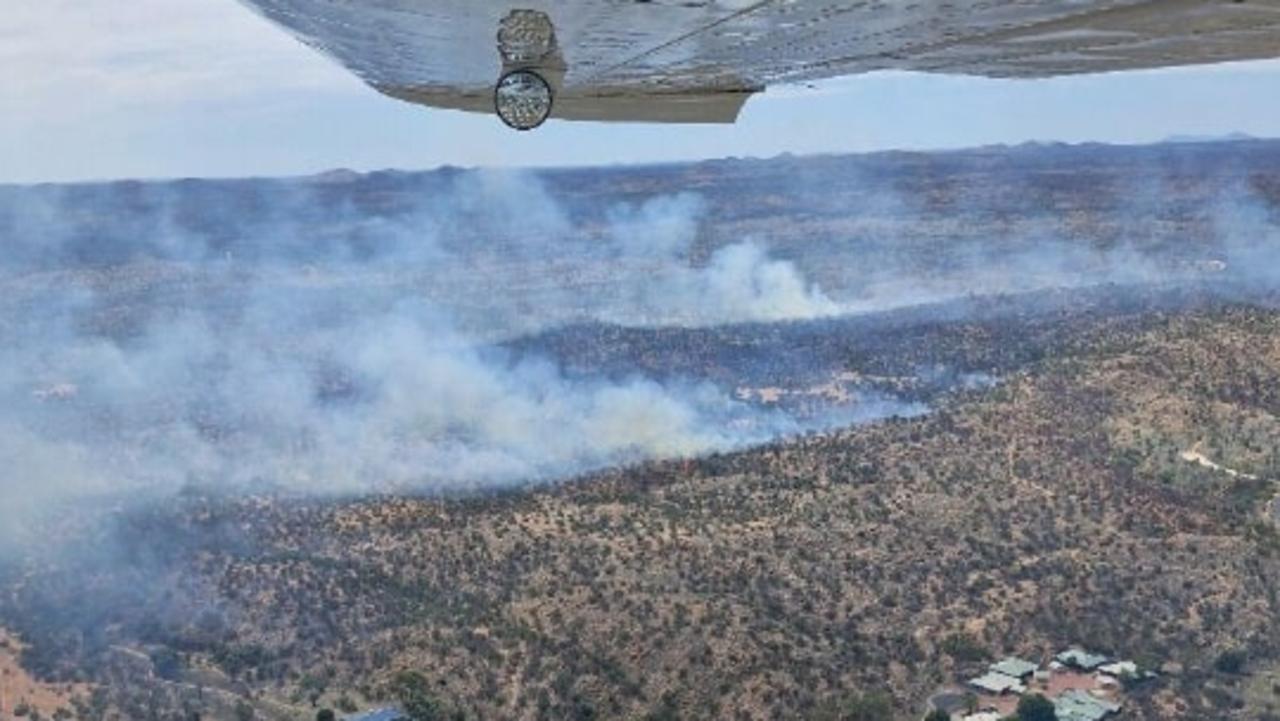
[497,10,556,64]
[494,70,553,131]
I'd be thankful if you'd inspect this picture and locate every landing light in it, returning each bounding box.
[494,70,553,131]
[497,9,556,65]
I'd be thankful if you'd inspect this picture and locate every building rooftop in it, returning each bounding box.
[1054,689,1121,721]
[969,671,1025,695]
[1098,660,1138,677]
[1056,648,1109,671]
[990,656,1039,679]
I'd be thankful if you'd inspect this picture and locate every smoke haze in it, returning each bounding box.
[0,170,909,548]
[2,149,1280,547]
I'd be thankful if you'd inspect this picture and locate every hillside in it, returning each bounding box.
[4,294,1279,721]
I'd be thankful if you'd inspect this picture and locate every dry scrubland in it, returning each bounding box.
[5,138,1280,720]
[4,301,1279,721]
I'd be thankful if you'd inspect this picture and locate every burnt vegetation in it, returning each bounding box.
[4,293,1280,721]
[3,139,1280,720]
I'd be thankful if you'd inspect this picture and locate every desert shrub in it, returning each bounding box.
[1015,694,1057,721]
[941,633,990,663]
[1214,649,1247,675]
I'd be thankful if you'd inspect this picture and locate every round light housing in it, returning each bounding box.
[494,70,553,131]
[497,10,556,64]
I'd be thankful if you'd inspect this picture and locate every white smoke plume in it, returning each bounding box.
[667,240,841,323]
[587,192,843,326]
[4,157,1279,549]
[0,170,896,548]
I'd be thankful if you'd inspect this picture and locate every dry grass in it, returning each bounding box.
[0,629,88,719]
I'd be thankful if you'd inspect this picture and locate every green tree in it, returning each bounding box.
[941,633,990,663]
[391,671,444,721]
[316,711,337,721]
[300,674,328,707]
[924,710,951,721]
[150,647,182,680]
[642,691,680,721]
[1215,649,1247,675]
[814,691,894,721]
[1015,694,1057,721]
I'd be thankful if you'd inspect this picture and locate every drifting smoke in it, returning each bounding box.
[5,304,770,493]
[3,154,1279,547]
[0,170,894,548]
[667,240,840,323]
[610,240,841,326]
[594,193,842,325]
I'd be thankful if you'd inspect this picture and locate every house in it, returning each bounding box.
[1053,690,1121,721]
[989,657,1039,680]
[968,671,1025,695]
[1056,648,1108,671]
[961,713,1003,721]
[1098,660,1138,678]
[346,709,406,721]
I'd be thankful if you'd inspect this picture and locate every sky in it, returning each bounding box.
[5,0,1280,184]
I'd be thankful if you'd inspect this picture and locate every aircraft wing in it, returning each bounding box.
[238,0,1280,128]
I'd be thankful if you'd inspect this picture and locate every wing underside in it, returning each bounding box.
[239,0,1280,124]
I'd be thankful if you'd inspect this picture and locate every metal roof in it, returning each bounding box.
[968,671,1024,695]
[1098,660,1138,677]
[1056,648,1109,670]
[990,656,1039,678]
[1054,690,1121,721]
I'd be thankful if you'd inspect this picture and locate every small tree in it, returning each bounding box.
[1215,649,1247,675]
[150,647,182,680]
[941,633,990,663]
[924,710,951,721]
[844,692,893,721]
[301,674,328,707]
[1015,694,1057,721]
[316,711,337,721]
[812,691,893,721]
[391,671,443,721]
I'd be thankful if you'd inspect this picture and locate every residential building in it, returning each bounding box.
[990,657,1039,680]
[1054,689,1121,721]
[968,671,1025,695]
[1056,648,1108,671]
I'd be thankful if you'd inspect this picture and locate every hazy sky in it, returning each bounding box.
[5,0,1280,184]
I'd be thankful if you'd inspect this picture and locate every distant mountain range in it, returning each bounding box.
[1161,131,1260,144]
